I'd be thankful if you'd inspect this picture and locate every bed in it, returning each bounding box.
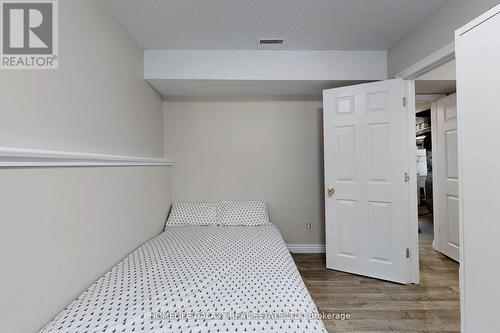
[40,202,327,333]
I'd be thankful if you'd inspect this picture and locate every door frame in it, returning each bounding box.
[394,5,500,332]
[415,94,447,253]
[405,80,420,284]
[396,43,458,284]
[430,99,440,252]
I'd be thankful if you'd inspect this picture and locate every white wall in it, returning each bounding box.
[388,0,499,77]
[0,167,171,333]
[0,1,170,332]
[455,6,500,332]
[164,97,324,245]
[145,50,387,81]
[0,0,163,156]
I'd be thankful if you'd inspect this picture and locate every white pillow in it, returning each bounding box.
[218,200,270,226]
[166,202,218,226]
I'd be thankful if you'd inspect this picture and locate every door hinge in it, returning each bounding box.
[406,248,410,258]
[404,172,410,183]
[402,97,407,107]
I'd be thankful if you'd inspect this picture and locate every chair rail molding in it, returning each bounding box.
[0,146,174,167]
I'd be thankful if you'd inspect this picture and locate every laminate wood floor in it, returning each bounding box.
[292,215,460,332]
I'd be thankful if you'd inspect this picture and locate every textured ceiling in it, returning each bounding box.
[104,0,447,50]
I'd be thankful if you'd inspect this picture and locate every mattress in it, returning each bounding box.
[40,224,327,333]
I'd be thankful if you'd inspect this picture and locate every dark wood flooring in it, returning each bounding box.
[292,214,460,332]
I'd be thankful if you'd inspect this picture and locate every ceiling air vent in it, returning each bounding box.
[258,38,285,46]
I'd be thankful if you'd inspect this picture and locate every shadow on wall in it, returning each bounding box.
[164,98,326,245]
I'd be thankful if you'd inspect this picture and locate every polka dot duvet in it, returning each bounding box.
[39,224,327,333]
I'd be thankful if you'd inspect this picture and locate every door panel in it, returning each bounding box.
[445,130,458,179]
[367,123,391,182]
[337,200,357,257]
[323,78,412,284]
[447,196,460,247]
[336,126,356,181]
[368,201,392,263]
[435,94,459,261]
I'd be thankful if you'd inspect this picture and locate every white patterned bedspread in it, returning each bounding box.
[40,225,327,333]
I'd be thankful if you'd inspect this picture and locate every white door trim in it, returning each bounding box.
[455,5,500,36]
[396,42,455,80]
[405,80,419,283]
[430,101,441,252]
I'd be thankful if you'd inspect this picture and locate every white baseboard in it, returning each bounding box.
[287,244,326,253]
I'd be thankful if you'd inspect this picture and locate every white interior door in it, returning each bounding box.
[433,94,459,262]
[323,78,413,284]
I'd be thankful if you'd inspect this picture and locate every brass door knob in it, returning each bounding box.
[327,187,335,195]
